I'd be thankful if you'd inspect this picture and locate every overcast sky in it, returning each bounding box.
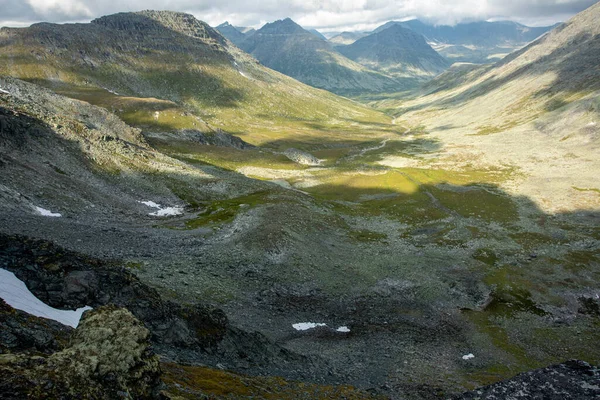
[0,0,597,32]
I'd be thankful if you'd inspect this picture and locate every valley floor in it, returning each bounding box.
[1,76,599,398]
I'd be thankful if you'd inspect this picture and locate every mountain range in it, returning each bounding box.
[218,17,450,93]
[1,3,600,399]
[374,19,557,63]
[234,18,406,95]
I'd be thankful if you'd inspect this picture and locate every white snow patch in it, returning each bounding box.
[0,268,92,328]
[139,200,183,217]
[150,207,184,217]
[336,326,351,333]
[462,353,475,360]
[139,200,162,209]
[34,206,62,217]
[238,70,249,78]
[292,322,327,331]
[102,87,120,96]
[587,122,597,127]
[0,88,10,95]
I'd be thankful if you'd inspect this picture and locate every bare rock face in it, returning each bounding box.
[0,305,161,399]
[0,299,72,355]
[455,360,600,399]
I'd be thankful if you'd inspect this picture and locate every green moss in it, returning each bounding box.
[509,232,557,250]
[181,191,271,230]
[348,230,388,243]
[124,261,144,270]
[429,186,518,224]
[472,248,499,266]
[563,250,600,272]
[572,186,600,194]
[161,363,383,399]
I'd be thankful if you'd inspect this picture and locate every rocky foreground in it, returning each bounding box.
[1,233,599,399]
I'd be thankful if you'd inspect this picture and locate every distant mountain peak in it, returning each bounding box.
[258,18,306,35]
[92,10,224,43]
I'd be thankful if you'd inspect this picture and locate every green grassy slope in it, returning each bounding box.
[0,11,394,144]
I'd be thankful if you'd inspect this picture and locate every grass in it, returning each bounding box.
[166,191,272,230]
[161,363,384,399]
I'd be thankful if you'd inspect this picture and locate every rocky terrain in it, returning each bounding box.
[0,4,599,400]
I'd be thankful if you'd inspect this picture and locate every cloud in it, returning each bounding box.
[0,0,596,30]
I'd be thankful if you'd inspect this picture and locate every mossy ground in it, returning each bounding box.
[161,363,384,399]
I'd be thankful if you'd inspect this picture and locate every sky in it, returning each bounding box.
[0,0,597,32]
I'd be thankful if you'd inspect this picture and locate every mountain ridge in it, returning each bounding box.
[337,23,449,78]
[237,17,405,95]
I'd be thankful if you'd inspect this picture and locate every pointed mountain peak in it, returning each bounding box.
[258,18,306,35]
[217,21,233,28]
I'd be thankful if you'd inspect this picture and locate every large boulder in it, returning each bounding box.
[0,305,161,399]
[455,360,600,399]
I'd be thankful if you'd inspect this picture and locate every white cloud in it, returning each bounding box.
[26,0,93,18]
[0,0,596,30]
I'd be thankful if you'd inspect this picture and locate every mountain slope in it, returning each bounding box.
[308,28,327,40]
[329,31,368,46]
[375,19,556,63]
[238,18,404,95]
[374,1,600,213]
[0,11,393,141]
[215,21,247,46]
[337,24,449,78]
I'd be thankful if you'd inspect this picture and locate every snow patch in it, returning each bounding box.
[238,70,249,78]
[150,207,184,217]
[587,122,597,127]
[0,268,92,328]
[462,353,475,360]
[336,326,351,333]
[139,200,183,217]
[0,88,10,95]
[34,206,62,217]
[292,322,327,331]
[139,200,162,209]
[102,87,120,96]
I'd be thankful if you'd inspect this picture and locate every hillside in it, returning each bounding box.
[238,18,404,95]
[373,1,600,214]
[0,11,393,141]
[374,19,555,63]
[337,24,449,78]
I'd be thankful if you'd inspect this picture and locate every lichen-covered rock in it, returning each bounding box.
[283,148,320,166]
[0,305,161,399]
[455,360,600,399]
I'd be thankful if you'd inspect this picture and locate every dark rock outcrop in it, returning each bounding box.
[0,299,72,355]
[455,360,600,399]
[0,233,326,381]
